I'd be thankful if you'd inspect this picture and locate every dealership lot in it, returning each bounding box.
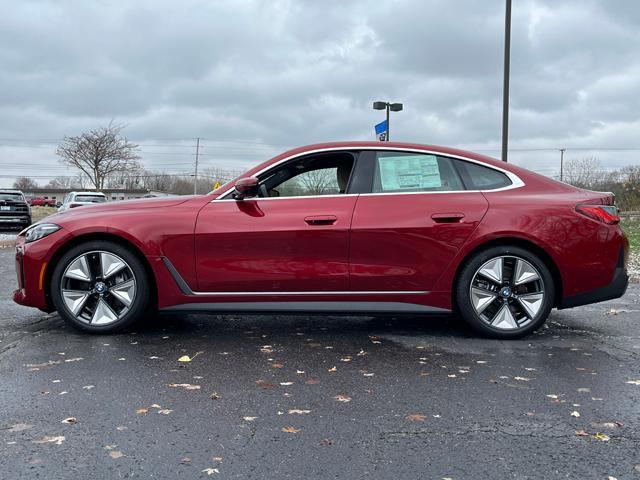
[1,247,639,479]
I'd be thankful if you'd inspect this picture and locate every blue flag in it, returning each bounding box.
[375,120,388,141]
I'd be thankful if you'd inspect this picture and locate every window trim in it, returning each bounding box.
[214,146,524,201]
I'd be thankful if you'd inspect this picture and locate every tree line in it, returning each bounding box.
[12,123,242,195]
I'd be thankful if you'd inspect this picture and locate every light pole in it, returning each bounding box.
[501,0,512,162]
[373,101,403,141]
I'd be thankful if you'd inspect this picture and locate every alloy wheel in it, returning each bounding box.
[469,255,545,330]
[60,251,136,326]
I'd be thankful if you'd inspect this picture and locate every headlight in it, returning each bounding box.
[23,223,61,243]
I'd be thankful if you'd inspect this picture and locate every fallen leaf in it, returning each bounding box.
[319,438,332,446]
[202,468,220,475]
[210,392,221,400]
[157,409,173,415]
[340,357,352,362]
[109,450,124,459]
[34,435,65,445]
[61,417,77,424]
[255,379,275,390]
[405,414,427,422]
[8,423,33,432]
[570,411,581,418]
[513,377,531,381]
[116,426,127,431]
[167,383,201,390]
[575,429,589,436]
[593,432,610,441]
[243,416,257,422]
[150,404,162,408]
[328,366,337,373]
[626,380,640,385]
[83,385,95,390]
[546,394,559,399]
[280,382,294,386]
[334,394,351,402]
[305,378,319,385]
[296,370,305,374]
[135,408,149,414]
[282,426,299,433]
[271,363,284,369]
[212,456,223,462]
[288,409,311,414]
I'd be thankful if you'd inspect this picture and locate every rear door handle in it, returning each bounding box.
[431,212,465,223]
[304,215,337,225]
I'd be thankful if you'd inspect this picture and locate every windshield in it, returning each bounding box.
[75,195,106,203]
[0,193,24,202]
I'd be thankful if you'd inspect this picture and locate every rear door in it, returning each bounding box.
[349,150,489,292]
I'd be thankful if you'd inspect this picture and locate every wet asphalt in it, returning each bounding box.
[0,248,639,479]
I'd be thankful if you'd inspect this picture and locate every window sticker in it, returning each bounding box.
[378,154,442,190]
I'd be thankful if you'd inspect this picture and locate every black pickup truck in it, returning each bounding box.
[0,190,32,229]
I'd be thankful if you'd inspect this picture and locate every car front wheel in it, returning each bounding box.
[50,240,151,333]
[455,246,555,339]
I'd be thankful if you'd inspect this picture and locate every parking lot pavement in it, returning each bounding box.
[1,248,639,479]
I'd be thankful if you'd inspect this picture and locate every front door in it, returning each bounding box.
[194,151,359,293]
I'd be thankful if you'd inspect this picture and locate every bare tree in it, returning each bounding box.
[563,157,602,188]
[297,169,337,195]
[45,175,80,189]
[13,176,39,190]
[56,123,141,190]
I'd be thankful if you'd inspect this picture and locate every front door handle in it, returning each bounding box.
[431,212,465,223]
[304,215,337,226]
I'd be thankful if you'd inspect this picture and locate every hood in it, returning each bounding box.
[46,195,197,223]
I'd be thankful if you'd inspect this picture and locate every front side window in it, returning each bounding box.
[373,152,465,193]
[258,152,355,198]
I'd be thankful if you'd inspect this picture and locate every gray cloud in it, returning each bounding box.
[0,0,639,183]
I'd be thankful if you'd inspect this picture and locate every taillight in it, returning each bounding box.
[576,204,620,225]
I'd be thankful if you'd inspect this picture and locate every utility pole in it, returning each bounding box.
[193,137,200,195]
[559,148,566,182]
[501,0,512,162]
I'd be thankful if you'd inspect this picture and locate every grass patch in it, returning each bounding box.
[621,218,640,252]
[31,206,57,223]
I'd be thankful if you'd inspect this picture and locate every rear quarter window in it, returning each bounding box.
[454,160,512,190]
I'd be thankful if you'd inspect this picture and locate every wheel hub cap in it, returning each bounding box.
[500,286,512,298]
[469,255,545,330]
[60,251,136,326]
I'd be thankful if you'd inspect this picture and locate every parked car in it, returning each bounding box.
[0,190,31,229]
[58,191,107,211]
[30,197,56,207]
[14,142,628,338]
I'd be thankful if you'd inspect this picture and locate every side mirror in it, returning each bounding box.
[233,177,259,200]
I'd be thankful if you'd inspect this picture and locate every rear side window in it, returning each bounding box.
[76,195,106,203]
[454,160,512,190]
[373,152,465,193]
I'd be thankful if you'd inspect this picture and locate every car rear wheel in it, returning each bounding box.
[51,240,151,333]
[455,246,554,339]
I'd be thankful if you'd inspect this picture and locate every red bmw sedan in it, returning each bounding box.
[14,142,628,338]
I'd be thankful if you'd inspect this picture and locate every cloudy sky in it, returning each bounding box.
[1,0,639,186]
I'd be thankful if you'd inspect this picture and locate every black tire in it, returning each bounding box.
[50,240,151,333]
[455,245,554,339]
